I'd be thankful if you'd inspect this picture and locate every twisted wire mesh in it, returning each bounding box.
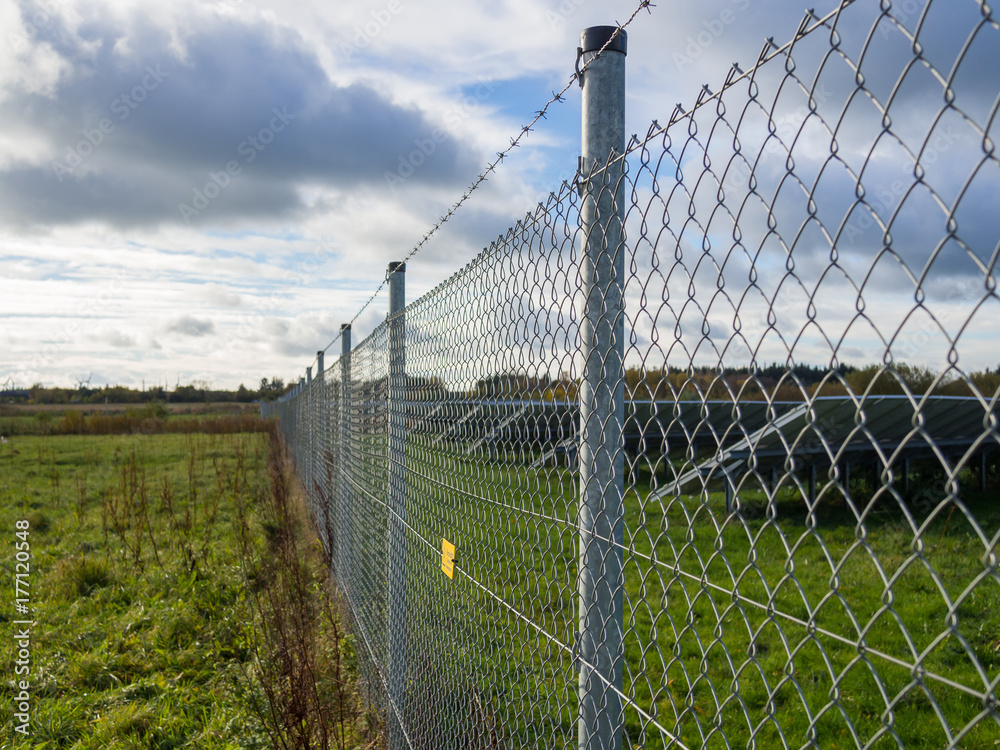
[268,1,1000,747]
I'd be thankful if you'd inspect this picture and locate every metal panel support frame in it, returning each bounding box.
[577,25,627,750]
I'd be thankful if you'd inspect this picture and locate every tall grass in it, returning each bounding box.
[0,424,372,749]
[0,406,266,437]
[232,424,378,750]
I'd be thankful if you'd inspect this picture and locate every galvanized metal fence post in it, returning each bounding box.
[386,262,409,749]
[339,325,352,591]
[316,351,328,553]
[306,366,314,521]
[577,25,627,750]
[297,377,305,475]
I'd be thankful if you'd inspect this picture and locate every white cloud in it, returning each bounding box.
[199,284,245,308]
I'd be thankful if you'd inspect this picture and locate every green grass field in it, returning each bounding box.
[16,413,993,748]
[0,431,270,748]
[373,439,1000,749]
[0,426,369,750]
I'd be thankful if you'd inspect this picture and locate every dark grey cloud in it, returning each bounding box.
[103,329,137,348]
[1,6,480,227]
[167,315,214,337]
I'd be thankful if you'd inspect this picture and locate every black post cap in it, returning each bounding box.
[580,26,627,55]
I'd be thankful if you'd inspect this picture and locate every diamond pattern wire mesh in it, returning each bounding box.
[263,1,1000,747]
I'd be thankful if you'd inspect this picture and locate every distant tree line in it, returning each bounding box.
[16,377,295,405]
[468,362,1000,402]
[16,363,999,406]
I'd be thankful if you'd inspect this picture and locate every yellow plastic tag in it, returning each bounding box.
[441,538,456,579]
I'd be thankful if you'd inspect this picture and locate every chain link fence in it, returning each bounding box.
[262,1,1000,746]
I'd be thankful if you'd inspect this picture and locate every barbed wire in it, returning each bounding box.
[307,0,657,373]
[580,2,862,186]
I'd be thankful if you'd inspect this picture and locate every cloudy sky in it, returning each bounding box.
[0,0,996,391]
